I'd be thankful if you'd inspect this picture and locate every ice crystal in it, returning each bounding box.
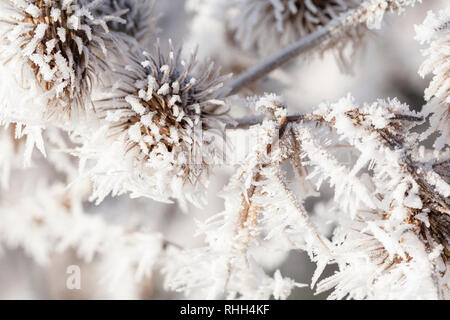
[205,0,420,71]
[165,92,448,299]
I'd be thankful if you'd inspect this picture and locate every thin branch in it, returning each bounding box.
[224,172,261,293]
[226,115,265,130]
[222,25,333,96]
[227,112,424,137]
[226,112,321,131]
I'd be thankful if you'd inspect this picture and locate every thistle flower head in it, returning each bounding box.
[103,41,230,162]
[0,0,126,122]
[79,41,231,207]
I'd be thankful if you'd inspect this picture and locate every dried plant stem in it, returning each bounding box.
[223,25,332,96]
[228,112,424,139]
[227,113,321,130]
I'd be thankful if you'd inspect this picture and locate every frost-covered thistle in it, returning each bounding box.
[95,0,159,47]
[0,0,126,123]
[231,0,363,55]
[77,42,231,207]
[415,7,450,150]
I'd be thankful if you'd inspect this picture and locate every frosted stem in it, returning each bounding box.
[227,113,323,130]
[223,0,423,95]
[223,26,332,96]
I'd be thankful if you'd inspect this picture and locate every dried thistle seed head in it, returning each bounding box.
[0,0,126,121]
[101,41,230,160]
[95,0,160,47]
[83,41,231,206]
[230,0,363,53]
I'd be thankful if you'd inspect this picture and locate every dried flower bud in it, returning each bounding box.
[77,41,232,207]
[0,0,127,124]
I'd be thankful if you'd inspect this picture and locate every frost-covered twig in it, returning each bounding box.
[223,25,332,95]
[223,0,422,95]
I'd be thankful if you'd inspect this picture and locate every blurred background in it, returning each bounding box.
[0,0,446,299]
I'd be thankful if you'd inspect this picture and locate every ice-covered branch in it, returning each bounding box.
[223,25,332,95]
[223,0,422,95]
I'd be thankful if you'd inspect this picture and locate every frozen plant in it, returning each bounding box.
[0,0,447,300]
[75,41,232,207]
